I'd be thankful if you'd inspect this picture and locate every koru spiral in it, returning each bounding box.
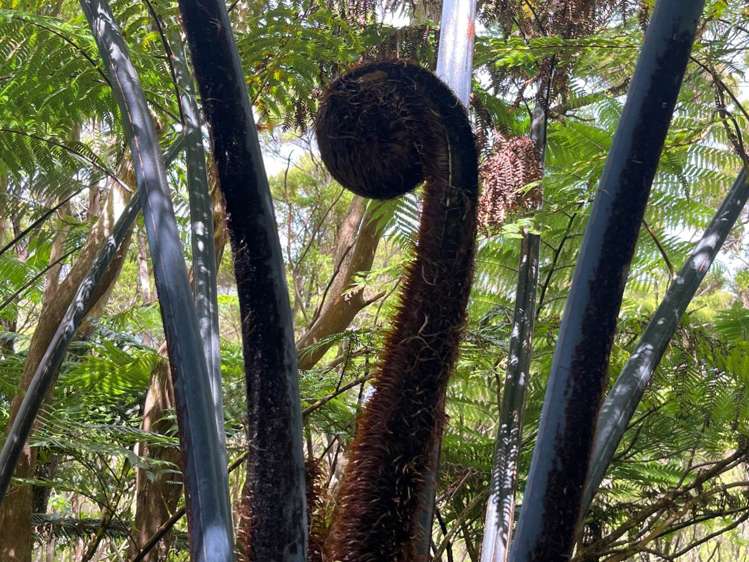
[315,61,478,562]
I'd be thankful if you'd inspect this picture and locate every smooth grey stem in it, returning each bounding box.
[80,1,234,560]
[168,24,225,454]
[481,105,546,562]
[582,166,749,512]
[481,233,540,562]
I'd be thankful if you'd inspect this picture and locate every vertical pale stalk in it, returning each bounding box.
[481,106,546,562]
[582,166,749,512]
[436,0,477,106]
[80,2,234,561]
[168,24,225,452]
[509,2,705,560]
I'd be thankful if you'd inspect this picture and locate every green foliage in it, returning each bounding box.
[2,0,749,559]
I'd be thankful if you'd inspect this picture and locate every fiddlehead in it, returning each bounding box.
[315,61,478,562]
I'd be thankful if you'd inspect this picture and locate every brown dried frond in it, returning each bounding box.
[479,0,531,34]
[478,134,542,233]
[326,0,377,25]
[479,0,615,38]
[548,0,598,37]
[479,0,618,104]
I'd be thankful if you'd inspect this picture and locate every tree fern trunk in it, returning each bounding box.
[178,1,307,560]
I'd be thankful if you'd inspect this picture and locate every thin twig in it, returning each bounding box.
[141,0,184,124]
[642,219,674,277]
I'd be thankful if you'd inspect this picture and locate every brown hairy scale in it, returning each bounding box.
[306,459,329,562]
[315,61,478,562]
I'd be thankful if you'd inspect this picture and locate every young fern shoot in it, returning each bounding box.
[316,61,478,562]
